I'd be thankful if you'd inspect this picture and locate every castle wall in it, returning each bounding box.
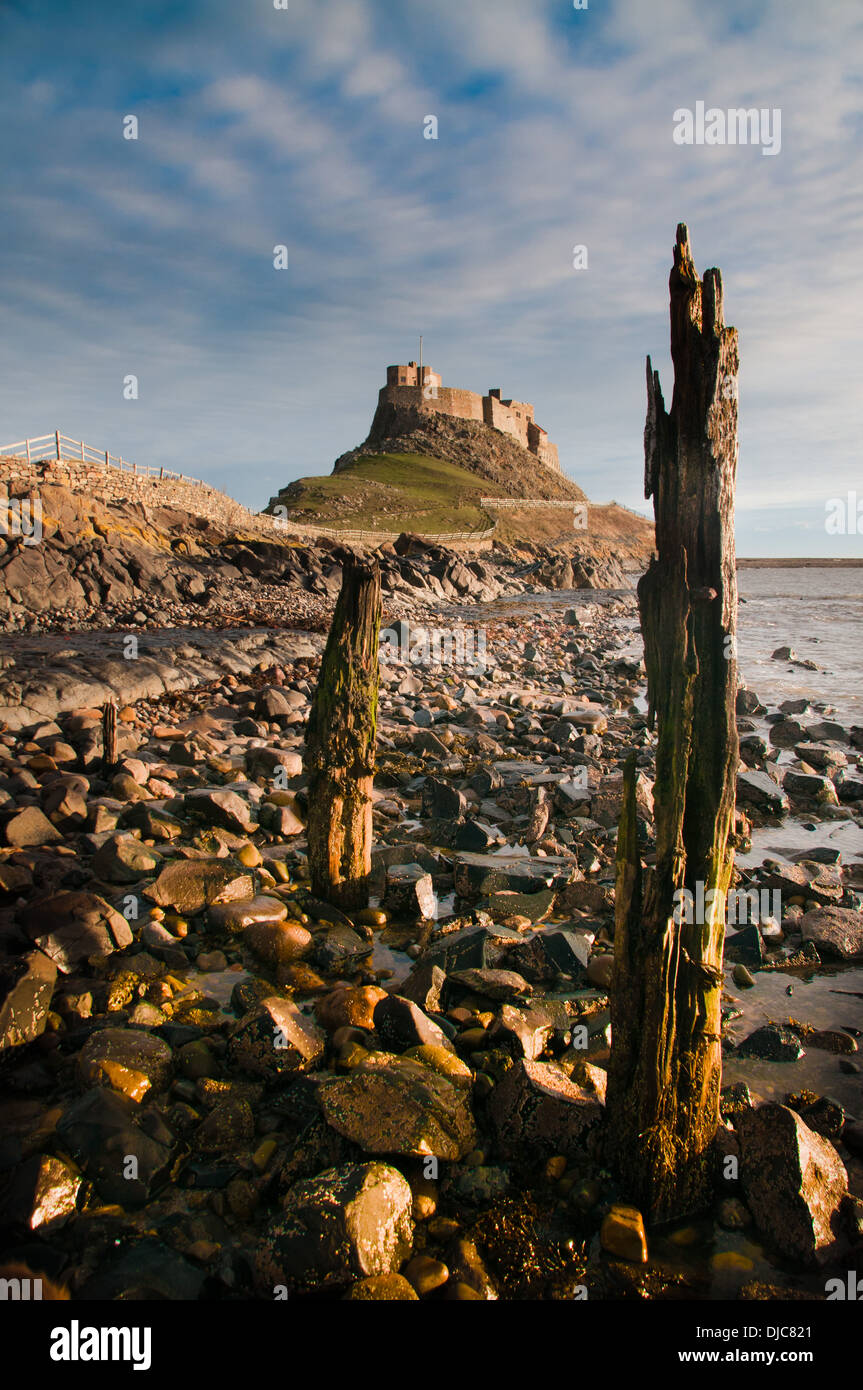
[378,384,484,423]
[482,394,530,449]
[379,366,562,473]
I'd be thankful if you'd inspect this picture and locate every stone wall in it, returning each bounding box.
[0,455,275,536]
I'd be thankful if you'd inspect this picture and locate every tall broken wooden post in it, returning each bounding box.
[606,224,739,1223]
[305,555,381,909]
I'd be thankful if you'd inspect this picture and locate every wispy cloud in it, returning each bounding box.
[0,0,860,556]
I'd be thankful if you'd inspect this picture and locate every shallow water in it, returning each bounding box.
[736,568,863,724]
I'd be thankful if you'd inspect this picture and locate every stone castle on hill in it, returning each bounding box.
[379,361,561,473]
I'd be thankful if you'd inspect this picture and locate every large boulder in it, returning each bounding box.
[317,1053,477,1160]
[255,1162,413,1295]
[56,1088,175,1207]
[145,859,254,916]
[227,997,325,1080]
[799,907,863,960]
[77,1027,173,1098]
[20,891,133,973]
[487,1058,604,1161]
[736,1103,849,1266]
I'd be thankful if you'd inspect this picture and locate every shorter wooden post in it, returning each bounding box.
[305,557,381,908]
[102,699,118,773]
[55,430,60,460]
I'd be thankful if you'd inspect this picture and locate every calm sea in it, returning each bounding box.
[736,567,863,726]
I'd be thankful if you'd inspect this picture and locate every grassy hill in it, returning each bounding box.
[266,448,654,561]
[269,452,498,533]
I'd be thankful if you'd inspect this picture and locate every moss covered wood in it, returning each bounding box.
[305,555,381,909]
[606,224,739,1223]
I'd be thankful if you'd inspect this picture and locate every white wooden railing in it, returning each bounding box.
[0,432,204,486]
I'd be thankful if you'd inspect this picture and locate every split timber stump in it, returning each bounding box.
[305,555,381,910]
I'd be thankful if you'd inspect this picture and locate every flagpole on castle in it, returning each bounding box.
[419,335,423,385]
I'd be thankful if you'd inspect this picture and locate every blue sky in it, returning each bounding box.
[1,0,861,556]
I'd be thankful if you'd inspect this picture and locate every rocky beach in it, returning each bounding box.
[1,538,861,1302]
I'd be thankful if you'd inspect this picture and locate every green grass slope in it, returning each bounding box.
[269,452,498,533]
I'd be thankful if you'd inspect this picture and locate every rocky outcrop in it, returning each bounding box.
[333,403,588,501]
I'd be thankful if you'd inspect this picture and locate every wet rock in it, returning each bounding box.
[374,993,453,1051]
[836,771,863,803]
[736,770,789,815]
[453,1165,510,1206]
[487,1003,553,1060]
[20,891,133,972]
[209,895,287,933]
[600,1204,648,1263]
[794,743,847,772]
[0,1152,81,1230]
[313,923,372,971]
[736,1102,849,1266]
[56,1087,175,1206]
[454,819,501,852]
[255,1161,414,1294]
[422,778,466,819]
[146,860,255,916]
[783,770,838,805]
[799,906,863,960]
[0,950,57,1050]
[448,968,532,1001]
[404,1254,449,1296]
[736,688,764,716]
[399,961,446,1014]
[487,1058,604,1161]
[91,833,162,884]
[77,1027,173,1098]
[760,862,843,906]
[184,787,255,833]
[771,649,817,671]
[346,1273,419,1300]
[194,1098,255,1153]
[227,997,325,1079]
[382,863,437,920]
[317,1053,477,1159]
[315,985,387,1033]
[736,1025,804,1062]
[402,1044,472,1088]
[77,1236,206,1301]
[244,919,312,966]
[768,717,810,748]
[725,923,763,967]
[453,853,571,902]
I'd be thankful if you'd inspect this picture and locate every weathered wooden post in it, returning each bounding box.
[305,555,381,909]
[606,224,739,1223]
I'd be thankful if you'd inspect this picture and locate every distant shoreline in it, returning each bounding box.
[736,558,863,568]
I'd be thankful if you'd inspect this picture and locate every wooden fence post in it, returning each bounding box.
[55,430,60,460]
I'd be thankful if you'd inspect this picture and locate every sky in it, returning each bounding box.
[1,0,862,557]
